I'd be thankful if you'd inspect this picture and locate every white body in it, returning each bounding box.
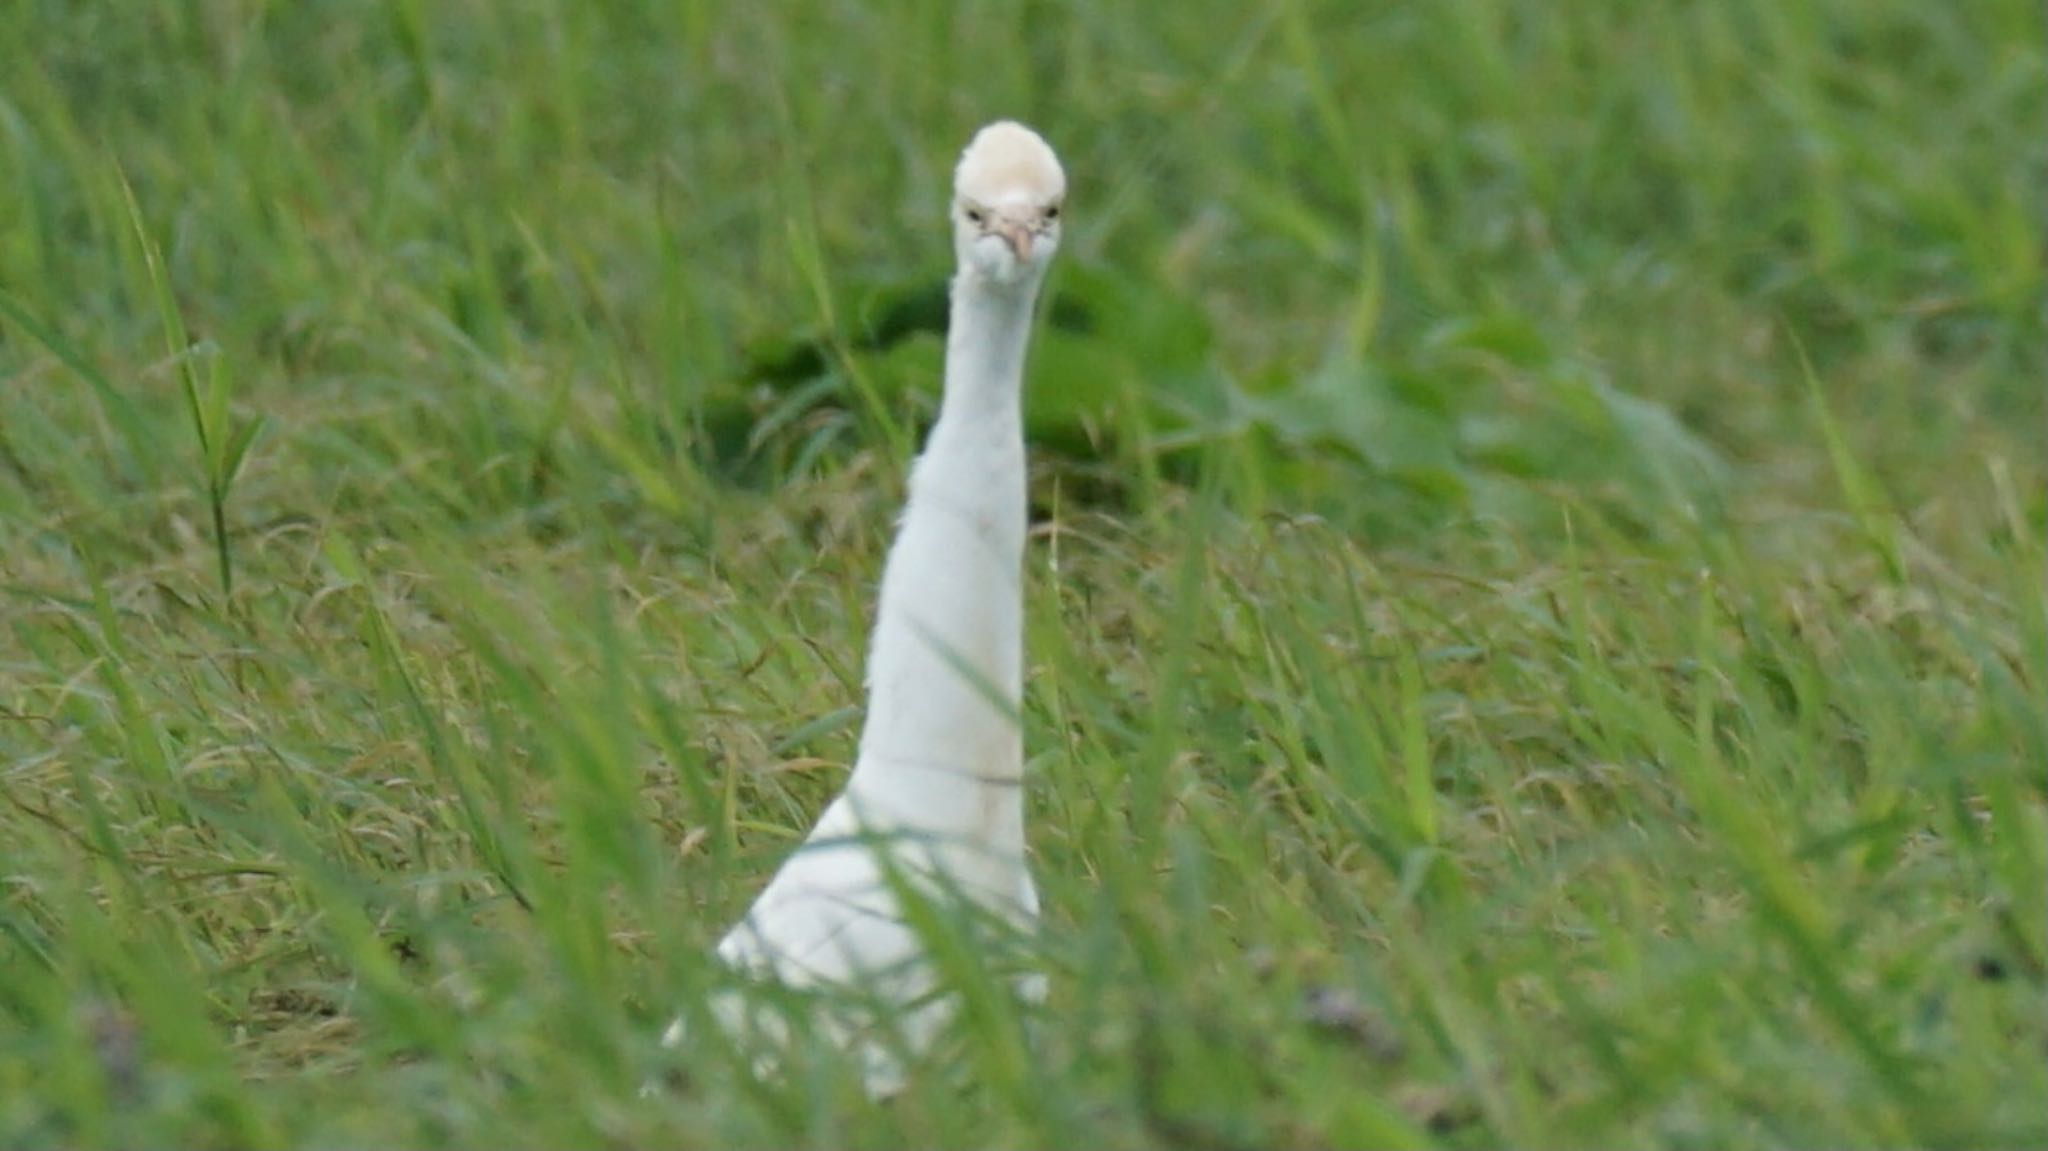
[665,122,1066,1095]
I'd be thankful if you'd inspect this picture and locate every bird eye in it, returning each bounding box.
[1044,204,1061,221]
[964,207,986,226]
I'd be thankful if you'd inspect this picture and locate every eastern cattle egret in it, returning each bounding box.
[665,121,1066,1096]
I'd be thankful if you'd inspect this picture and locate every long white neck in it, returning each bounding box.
[846,269,1041,821]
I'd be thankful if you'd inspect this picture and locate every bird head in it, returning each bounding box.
[951,121,1065,287]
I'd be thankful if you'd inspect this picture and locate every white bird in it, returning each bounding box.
[664,120,1066,1095]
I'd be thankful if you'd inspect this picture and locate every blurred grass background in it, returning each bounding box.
[1,1,2043,1146]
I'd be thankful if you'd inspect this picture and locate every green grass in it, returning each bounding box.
[2,1,2043,1146]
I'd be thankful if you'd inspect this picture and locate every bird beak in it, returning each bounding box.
[998,222,1034,261]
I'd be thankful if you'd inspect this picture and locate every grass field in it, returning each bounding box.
[2,2,2044,1146]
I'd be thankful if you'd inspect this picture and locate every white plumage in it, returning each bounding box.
[664,121,1066,1095]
